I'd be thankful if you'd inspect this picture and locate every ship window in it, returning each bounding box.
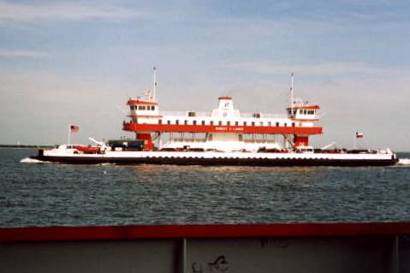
[253,113,261,118]
[227,121,230,126]
[243,121,247,126]
[235,121,239,126]
[193,120,197,125]
[292,122,295,127]
[138,106,145,110]
[158,119,162,124]
[268,121,272,126]
[210,121,214,125]
[184,120,188,125]
[167,120,171,125]
[276,122,279,127]
[284,123,287,127]
[251,122,255,126]
[260,122,263,126]
[218,121,222,126]
[151,106,155,111]
[201,120,205,125]
[299,109,303,114]
[176,120,179,125]
[239,134,243,141]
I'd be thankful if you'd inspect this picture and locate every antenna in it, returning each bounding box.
[290,72,294,113]
[152,66,157,101]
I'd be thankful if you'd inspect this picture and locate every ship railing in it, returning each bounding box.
[243,139,278,143]
[160,111,287,119]
[240,113,287,119]
[169,138,206,142]
[160,111,212,117]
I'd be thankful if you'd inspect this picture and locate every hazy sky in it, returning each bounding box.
[1,0,409,151]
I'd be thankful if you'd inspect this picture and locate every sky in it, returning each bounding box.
[0,0,410,151]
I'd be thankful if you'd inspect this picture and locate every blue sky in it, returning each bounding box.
[1,0,410,150]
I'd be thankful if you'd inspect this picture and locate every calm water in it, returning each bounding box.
[1,148,410,227]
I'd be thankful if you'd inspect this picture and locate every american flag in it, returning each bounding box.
[355,132,364,138]
[70,125,79,133]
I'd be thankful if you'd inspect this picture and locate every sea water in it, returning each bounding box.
[1,148,410,227]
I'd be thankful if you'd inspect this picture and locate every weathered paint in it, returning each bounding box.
[0,223,409,273]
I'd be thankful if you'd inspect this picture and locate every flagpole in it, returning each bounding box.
[68,124,71,145]
[353,132,356,150]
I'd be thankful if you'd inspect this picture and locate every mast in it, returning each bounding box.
[152,66,157,102]
[290,72,294,113]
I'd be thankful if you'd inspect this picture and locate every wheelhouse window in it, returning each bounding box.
[252,113,261,118]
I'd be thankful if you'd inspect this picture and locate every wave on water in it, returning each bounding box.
[20,157,47,164]
[398,158,410,166]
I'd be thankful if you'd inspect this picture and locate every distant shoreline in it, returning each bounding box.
[0,144,54,149]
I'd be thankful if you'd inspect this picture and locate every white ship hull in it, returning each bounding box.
[32,147,398,166]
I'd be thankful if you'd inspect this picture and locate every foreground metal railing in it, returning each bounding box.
[1,223,409,273]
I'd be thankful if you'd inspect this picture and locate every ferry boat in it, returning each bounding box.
[29,71,398,166]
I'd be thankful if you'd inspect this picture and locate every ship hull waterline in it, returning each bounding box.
[31,154,398,167]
